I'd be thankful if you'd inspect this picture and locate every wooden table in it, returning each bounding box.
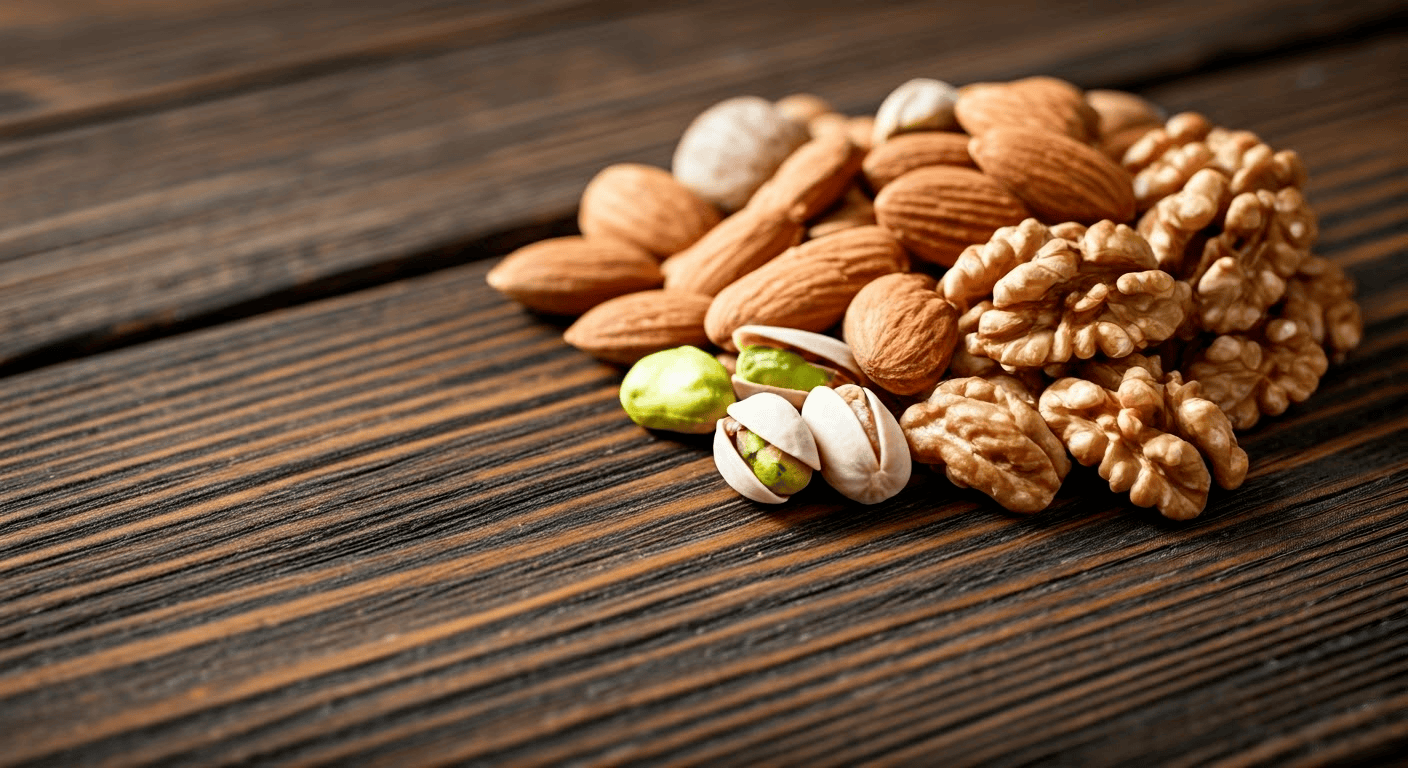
[2,1,1405,764]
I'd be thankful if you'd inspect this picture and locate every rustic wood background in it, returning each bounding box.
[1,0,1405,764]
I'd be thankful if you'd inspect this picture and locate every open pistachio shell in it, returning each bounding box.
[801,384,912,504]
[731,325,869,407]
[713,392,821,504]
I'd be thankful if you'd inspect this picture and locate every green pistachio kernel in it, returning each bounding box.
[619,346,735,434]
[732,425,813,496]
[736,346,830,392]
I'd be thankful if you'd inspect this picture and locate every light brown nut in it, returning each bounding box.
[808,111,849,140]
[750,133,865,223]
[807,185,876,240]
[874,166,1030,267]
[1040,365,1247,520]
[662,206,804,297]
[1281,256,1363,362]
[951,220,1190,368]
[1137,167,1232,274]
[1205,127,1308,195]
[862,131,975,192]
[714,393,821,504]
[848,116,877,151]
[1099,125,1159,164]
[941,218,1059,309]
[802,384,912,505]
[1186,317,1329,430]
[871,78,960,145]
[901,376,1070,513]
[843,273,959,396]
[563,290,713,365]
[705,225,908,349]
[775,93,833,126]
[486,237,662,315]
[1189,187,1316,334]
[954,76,1100,142]
[1086,90,1164,137]
[1123,113,1306,212]
[579,164,722,257]
[969,127,1137,224]
[672,96,809,212]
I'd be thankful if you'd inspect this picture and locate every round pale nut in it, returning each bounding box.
[673,96,809,212]
[802,384,912,505]
[563,289,713,365]
[871,77,960,146]
[874,166,1030,267]
[486,236,662,315]
[704,225,909,350]
[579,164,721,257]
[862,131,975,192]
[969,127,1137,224]
[843,273,959,396]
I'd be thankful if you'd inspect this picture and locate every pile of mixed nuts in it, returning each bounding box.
[486,76,1362,519]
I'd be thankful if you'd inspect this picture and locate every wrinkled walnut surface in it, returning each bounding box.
[1186,318,1329,430]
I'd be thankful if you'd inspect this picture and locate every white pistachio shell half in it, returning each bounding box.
[801,384,912,504]
[713,392,821,504]
[731,325,870,407]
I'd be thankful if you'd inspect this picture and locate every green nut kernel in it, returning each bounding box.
[736,346,830,391]
[619,346,735,434]
[732,424,813,496]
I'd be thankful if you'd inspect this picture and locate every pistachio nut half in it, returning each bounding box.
[713,392,822,504]
[620,346,735,434]
[731,325,869,408]
[802,384,912,504]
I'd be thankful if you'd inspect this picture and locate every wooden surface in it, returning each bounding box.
[1,1,1406,765]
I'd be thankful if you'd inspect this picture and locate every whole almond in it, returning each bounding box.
[705,225,909,350]
[579,164,721,257]
[954,76,1099,142]
[663,207,803,296]
[843,272,959,396]
[750,133,864,223]
[863,131,975,192]
[487,237,662,315]
[969,127,1137,223]
[563,290,713,364]
[873,166,1029,267]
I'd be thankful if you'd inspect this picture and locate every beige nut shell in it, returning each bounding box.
[802,385,911,505]
[713,393,822,504]
[673,96,809,212]
[871,78,960,146]
[730,325,869,407]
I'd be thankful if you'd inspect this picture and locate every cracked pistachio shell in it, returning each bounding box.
[620,346,735,434]
[713,393,821,504]
[802,385,912,504]
[731,325,868,408]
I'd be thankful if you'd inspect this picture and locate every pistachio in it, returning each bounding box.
[713,393,822,503]
[730,325,868,408]
[801,384,912,504]
[619,346,735,434]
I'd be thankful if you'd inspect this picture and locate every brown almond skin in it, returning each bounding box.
[662,207,803,297]
[862,131,975,192]
[579,164,721,257]
[563,290,713,364]
[969,127,1137,224]
[749,133,864,223]
[954,76,1100,142]
[486,237,662,315]
[843,273,959,396]
[704,225,909,350]
[873,166,1030,267]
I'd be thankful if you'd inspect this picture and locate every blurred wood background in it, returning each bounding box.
[0,0,1405,764]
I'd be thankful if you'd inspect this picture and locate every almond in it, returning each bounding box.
[954,76,1099,142]
[563,290,713,364]
[579,164,721,257]
[969,127,1137,223]
[662,207,804,296]
[873,166,1029,267]
[486,237,662,315]
[843,272,959,396]
[750,133,865,223]
[807,185,876,240]
[775,93,833,125]
[862,131,975,192]
[705,225,909,350]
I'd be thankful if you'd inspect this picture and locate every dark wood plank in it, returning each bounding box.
[2,33,1405,765]
[1,0,1403,371]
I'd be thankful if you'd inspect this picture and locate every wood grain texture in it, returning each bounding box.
[2,33,1406,765]
[0,0,1404,370]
